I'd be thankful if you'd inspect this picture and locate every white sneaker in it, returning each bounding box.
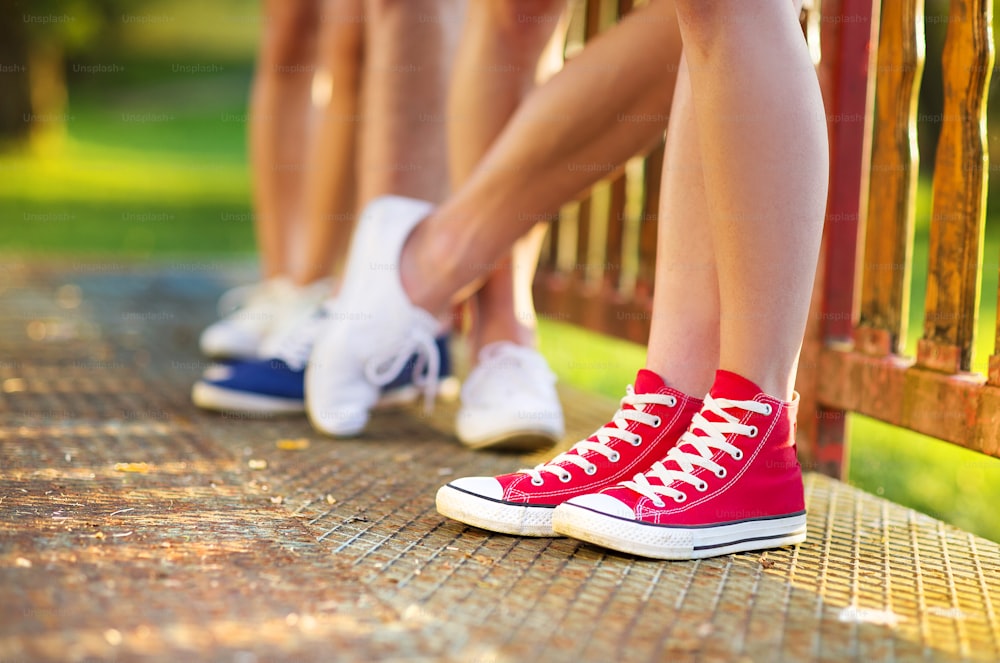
[199,276,330,360]
[192,298,456,416]
[455,342,564,451]
[306,196,442,437]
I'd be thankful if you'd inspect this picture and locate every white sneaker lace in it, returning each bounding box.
[261,304,332,370]
[363,327,440,412]
[520,386,677,485]
[622,394,772,506]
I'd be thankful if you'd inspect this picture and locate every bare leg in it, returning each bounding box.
[673,0,827,400]
[449,0,566,352]
[645,57,717,398]
[292,0,365,285]
[433,0,823,553]
[357,0,462,207]
[249,0,319,279]
[401,0,683,312]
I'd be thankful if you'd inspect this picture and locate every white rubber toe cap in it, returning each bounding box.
[307,404,370,438]
[447,476,504,500]
[565,493,636,519]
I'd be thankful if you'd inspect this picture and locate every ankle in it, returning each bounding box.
[644,363,713,399]
[722,367,794,402]
[287,272,333,290]
[471,324,537,360]
[400,221,453,315]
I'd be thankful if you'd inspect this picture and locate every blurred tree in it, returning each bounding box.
[1,0,125,145]
[0,1,33,143]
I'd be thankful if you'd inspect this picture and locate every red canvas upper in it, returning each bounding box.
[493,369,703,506]
[595,370,805,526]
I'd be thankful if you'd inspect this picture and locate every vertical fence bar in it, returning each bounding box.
[603,0,632,299]
[569,0,608,287]
[917,0,994,374]
[798,0,880,478]
[635,144,662,309]
[535,0,592,321]
[854,0,924,357]
[603,174,627,295]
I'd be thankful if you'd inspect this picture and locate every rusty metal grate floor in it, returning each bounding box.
[2,262,999,662]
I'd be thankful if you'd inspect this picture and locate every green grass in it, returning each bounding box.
[4,6,1000,544]
[2,45,256,256]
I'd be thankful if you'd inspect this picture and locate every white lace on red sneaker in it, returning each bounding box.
[436,371,701,537]
[455,342,564,451]
[524,388,675,484]
[622,395,771,506]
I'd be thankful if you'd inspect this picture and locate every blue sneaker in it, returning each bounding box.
[192,302,453,416]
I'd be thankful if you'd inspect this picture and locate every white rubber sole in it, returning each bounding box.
[194,375,461,417]
[192,382,303,415]
[374,376,461,409]
[458,428,561,453]
[435,484,560,537]
[552,504,807,560]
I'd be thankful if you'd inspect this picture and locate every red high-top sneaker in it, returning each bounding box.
[552,370,806,559]
[435,370,702,536]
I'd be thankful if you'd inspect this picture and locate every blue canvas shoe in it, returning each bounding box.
[192,302,453,416]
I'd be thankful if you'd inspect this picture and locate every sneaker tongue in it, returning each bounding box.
[693,370,764,430]
[653,371,765,487]
[634,369,668,395]
[709,370,763,402]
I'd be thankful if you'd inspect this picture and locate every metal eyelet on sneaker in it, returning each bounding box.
[763,403,773,416]
[673,493,687,503]
[609,451,621,462]
[652,499,666,508]
[747,425,758,438]
[695,480,708,492]
[668,396,678,407]
[558,472,572,483]
[531,476,544,486]
[715,467,727,478]
[584,464,597,476]
[631,435,642,446]
[651,416,662,428]
[732,449,744,461]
